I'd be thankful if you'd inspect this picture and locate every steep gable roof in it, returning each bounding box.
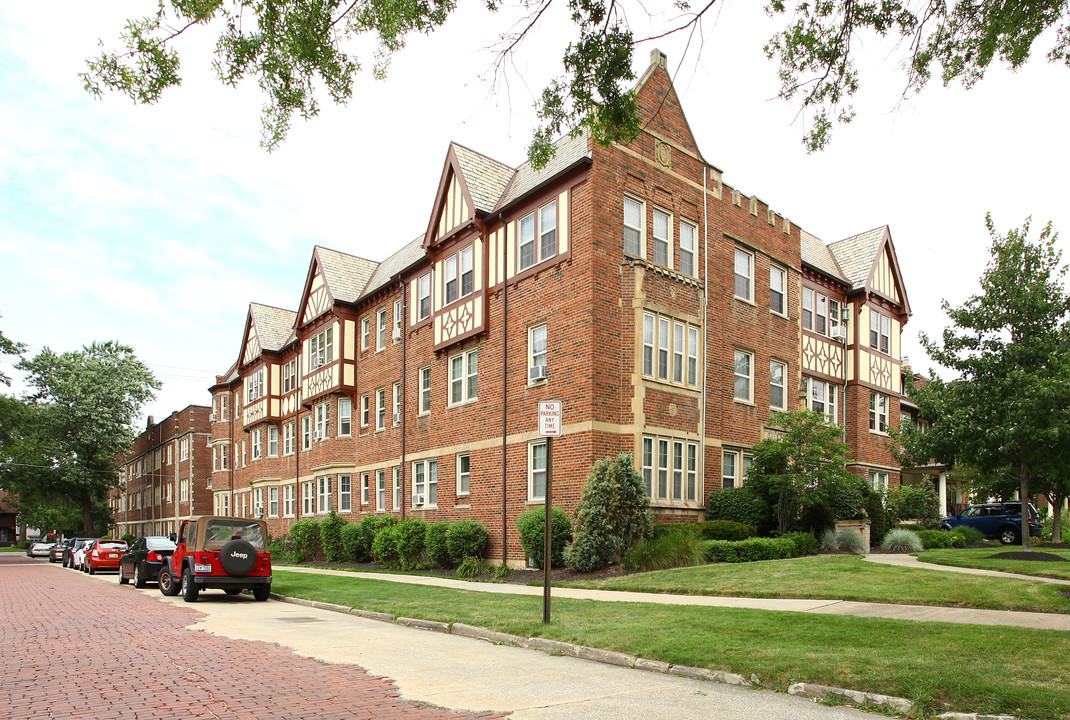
[800,230,847,283]
[296,246,379,328]
[498,128,591,210]
[828,226,912,314]
[239,302,296,368]
[452,143,515,214]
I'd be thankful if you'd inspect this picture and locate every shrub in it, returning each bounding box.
[320,510,349,562]
[269,535,301,563]
[120,533,136,545]
[393,518,428,570]
[372,524,402,568]
[837,529,868,554]
[358,515,398,562]
[798,501,837,537]
[622,532,705,571]
[950,525,986,545]
[705,486,771,534]
[425,522,453,568]
[456,556,494,579]
[832,474,871,521]
[782,530,818,556]
[886,484,940,527]
[865,489,889,547]
[696,520,756,541]
[341,523,362,562]
[1041,514,1070,543]
[651,523,702,540]
[881,528,924,552]
[704,537,796,563]
[564,454,652,572]
[915,529,965,549]
[445,519,489,564]
[517,506,571,569]
[288,519,322,562]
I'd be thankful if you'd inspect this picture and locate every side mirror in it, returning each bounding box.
[169,532,177,542]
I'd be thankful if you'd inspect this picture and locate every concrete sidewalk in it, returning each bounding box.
[864,552,1070,584]
[276,558,1070,631]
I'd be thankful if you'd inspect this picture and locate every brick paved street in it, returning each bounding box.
[0,554,507,720]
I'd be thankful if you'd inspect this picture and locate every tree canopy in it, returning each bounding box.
[899,215,1070,550]
[82,1,1070,162]
[1,341,160,536]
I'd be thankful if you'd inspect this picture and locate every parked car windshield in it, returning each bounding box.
[203,520,265,549]
[146,538,177,551]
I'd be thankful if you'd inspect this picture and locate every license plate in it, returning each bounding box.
[108,554,118,558]
[195,563,213,573]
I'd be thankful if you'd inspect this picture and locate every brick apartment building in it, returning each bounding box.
[207,50,911,564]
[112,406,213,538]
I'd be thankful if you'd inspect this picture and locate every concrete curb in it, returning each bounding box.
[270,593,1020,719]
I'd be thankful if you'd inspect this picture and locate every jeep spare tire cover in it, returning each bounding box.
[220,539,257,576]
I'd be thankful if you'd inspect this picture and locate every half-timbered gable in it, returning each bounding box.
[236,303,298,431]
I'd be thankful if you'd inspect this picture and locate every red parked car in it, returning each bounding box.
[84,539,129,574]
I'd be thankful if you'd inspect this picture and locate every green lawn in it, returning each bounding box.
[915,546,1070,581]
[0,546,27,553]
[272,570,1070,720]
[556,554,1070,613]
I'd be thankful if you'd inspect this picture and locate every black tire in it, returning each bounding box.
[158,568,181,596]
[223,588,242,595]
[999,526,1020,545]
[252,585,270,602]
[119,565,129,585]
[87,561,95,575]
[219,539,257,576]
[133,564,146,588]
[181,569,199,602]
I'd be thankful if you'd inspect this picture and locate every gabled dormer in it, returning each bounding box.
[417,144,515,351]
[295,247,378,405]
[238,303,297,429]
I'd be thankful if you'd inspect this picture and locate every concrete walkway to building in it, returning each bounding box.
[276,554,1070,631]
[863,551,1070,584]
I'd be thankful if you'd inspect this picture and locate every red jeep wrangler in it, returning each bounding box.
[158,515,272,602]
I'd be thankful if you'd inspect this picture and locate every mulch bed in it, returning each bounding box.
[985,551,1069,562]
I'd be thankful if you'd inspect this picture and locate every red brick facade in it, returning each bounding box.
[207,51,911,564]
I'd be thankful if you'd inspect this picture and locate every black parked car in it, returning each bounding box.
[118,536,177,588]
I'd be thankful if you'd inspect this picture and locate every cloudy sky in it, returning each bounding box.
[1,2,1068,422]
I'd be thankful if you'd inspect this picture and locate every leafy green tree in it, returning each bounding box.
[901,215,1070,551]
[82,2,1070,159]
[746,410,857,534]
[9,342,160,535]
[0,323,26,386]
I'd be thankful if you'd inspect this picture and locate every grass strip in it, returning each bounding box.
[915,547,1070,581]
[272,569,1070,720]
[556,555,1070,613]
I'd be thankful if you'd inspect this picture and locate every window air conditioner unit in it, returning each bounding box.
[392,412,401,425]
[313,430,323,441]
[412,493,425,506]
[209,413,217,423]
[392,328,402,342]
[254,505,264,519]
[312,357,323,368]
[830,326,847,342]
[528,365,547,382]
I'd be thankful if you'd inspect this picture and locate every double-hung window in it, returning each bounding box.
[519,201,558,272]
[269,487,279,517]
[805,376,838,424]
[393,300,403,341]
[393,382,401,425]
[377,309,387,351]
[283,485,295,516]
[642,312,699,388]
[460,246,474,297]
[309,328,333,369]
[361,317,370,350]
[314,402,329,441]
[679,221,696,276]
[770,360,786,410]
[376,470,386,511]
[360,394,370,427]
[449,349,478,405]
[672,322,685,383]
[444,254,459,304]
[880,314,891,354]
[722,449,753,488]
[528,442,547,501]
[734,350,753,403]
[870,391,889,432]
[417,273,431,320]
[623,196,644,256]
[652,209,671,267]
[457,454,470,496]
[419,367,431,414]
[317,476,332,514]
[339,474,352,512]
[376,388,386,431]
[251,428,262,460]
[734,248,753,301]
[518,213,536,271]
[246,368,264,402]
[539,201,557,260]
[361,473,370,505]
[302,416,312,450]
[268,426,279,457]
[338,397,352,436]
[413,460,438,505]
[642,315,655,376]
[770,266,786,315]
[869,470,889,493]
[392,468,401,510]
[302,481,314,515]
[657,318,670,381]
[529,324,547,382]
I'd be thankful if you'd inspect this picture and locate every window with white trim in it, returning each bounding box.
[734,350,753,403]
[658,317,669,381]
[804,376,838,424]
[528,324,547,381]
[361,473,370,505]
[316,476,332,514]
[282,359,297,393]
[283,484,295,517]
[393,467,401,510]
[642,312,700,387]
[449,349,478,405]
[339,397,352,436]
[687,327,699,385]
[722,449,753,489]
[641,435,700,502]
[672,322,685,383]
[339,474,352,512]
[770,266,786,315]
[870,391,889,433]
[393,299,403,341]
[413,460,438,505]
[652,208,671,267]
[770,360,786,410]
[251,428,262,460]
[302,480,313,515]
[314,402,329,441]
[283,422,294,455]
[417,273,431,321]
[309,327,333,370]
[734,248,753,301]
[419,366,431,414]
[361,317,370,351]
[377,309,387,351]
[302,415,312,450]
[246,367,265,402]
[360,394,369,427]
[376,470,386,511]
[219,394,228,421]
[253,488,264,518]
[869,309,891,353]
[460,245,474,297]
[528,441,547,501]
[623,196,644,256]
[869,470,889,492]
[269,486,279,517]
[376,388,386,431]
[241,440,246,467]
[679,220,696,277]
[518,200,558,272]
[457,454,470,496]
[268,426,279,457]
[393,382,401,426]
[215,492,229,516]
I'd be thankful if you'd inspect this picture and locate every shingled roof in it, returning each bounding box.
[452,143,516,214]
[362,235,426,297]
[315,246,379,303]
[249,303,297,352]
[498,129,591,209]
[827,226,888,290]
[800,230,847,283]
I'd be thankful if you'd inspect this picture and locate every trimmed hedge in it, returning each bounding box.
[705,486,770,533]
[425,522,452,567]
[518,506,571,569]
[320,510,349,562]
[360,515,399,562]
[341,523,362,562]
[704,537,796,563]
[781,530,818,556]
[915,529,966,549]
[288,519,321,562]
[445,519,488,564]
[651,520,756,541]
[394,518,428,570]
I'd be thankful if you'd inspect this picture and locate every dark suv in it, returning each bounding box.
[940,502,1042,545]
[157,516,272,602]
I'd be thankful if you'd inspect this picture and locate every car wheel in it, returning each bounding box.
[158,568,181,596]
[181,569,199,602]
[87,561,95,575]
[119,565,129,585]
[252,586,270,602]
[999,527,1020,545]
[133,564,146,589]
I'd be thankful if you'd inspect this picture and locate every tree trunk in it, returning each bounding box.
[82,491,94,536]
[1052,488,1064,544]
[1019,463,1031,552]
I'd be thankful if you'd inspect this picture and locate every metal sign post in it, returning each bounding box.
[537,400,561,624]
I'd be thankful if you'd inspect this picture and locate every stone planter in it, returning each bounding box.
[836,519,871,551]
